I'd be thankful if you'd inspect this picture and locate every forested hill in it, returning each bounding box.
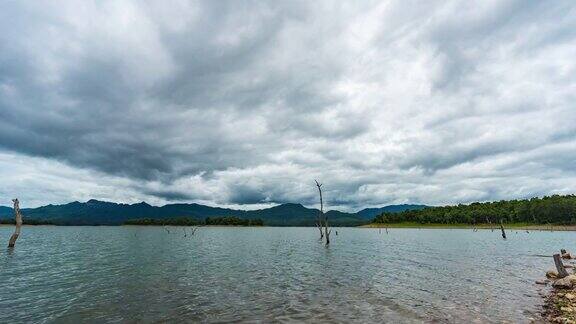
[0,199,425,226]
[357,204,427,219]
[373,195,576,225]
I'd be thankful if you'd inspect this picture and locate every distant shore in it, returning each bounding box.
[3,223,576,231]
[363,222,576,231]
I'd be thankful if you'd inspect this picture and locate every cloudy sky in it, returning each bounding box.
[0,0,575,211]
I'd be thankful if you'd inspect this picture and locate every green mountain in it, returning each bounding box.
[0,206,12,217]
[0,199,426,226]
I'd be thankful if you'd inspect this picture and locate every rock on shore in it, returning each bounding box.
[543,259,576,323]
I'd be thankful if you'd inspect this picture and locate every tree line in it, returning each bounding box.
[373,195,576,225]
[124,216,264,226]
[0,219,56,225]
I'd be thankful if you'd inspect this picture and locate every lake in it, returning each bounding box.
[0,226,570,323]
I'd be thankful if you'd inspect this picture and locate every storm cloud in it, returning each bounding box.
[0,0,575,210]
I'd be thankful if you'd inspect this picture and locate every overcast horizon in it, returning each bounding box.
[1,1,576,211]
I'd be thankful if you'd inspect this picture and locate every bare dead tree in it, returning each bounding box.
[314,180,331,245]
[8,199,23,248]
[314,180,324,240]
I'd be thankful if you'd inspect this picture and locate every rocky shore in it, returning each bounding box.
[540,252,576,323]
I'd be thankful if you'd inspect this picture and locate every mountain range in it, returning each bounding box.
[0,200,427,226]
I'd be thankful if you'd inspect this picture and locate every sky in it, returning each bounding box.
[0,0,575,211]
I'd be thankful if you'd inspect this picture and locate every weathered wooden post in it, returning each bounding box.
[8,199,23,248]
[500,219,506,239]
[554,253,570,278]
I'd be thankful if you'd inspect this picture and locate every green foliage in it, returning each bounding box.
[373,195,576,225]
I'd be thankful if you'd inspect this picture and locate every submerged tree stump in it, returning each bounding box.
[8,199,23,248]
[500,220,506,239]
[561,249,573,259]
[554,253,570,278]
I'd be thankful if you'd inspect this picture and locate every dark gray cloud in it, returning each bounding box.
[143,189,194,201]
[0,0,575,210]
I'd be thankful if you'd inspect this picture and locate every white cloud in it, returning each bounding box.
[0,0,575,210]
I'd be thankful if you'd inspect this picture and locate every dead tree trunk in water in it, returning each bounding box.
[314,180,330,245]
[324,210,331,246]
[554,253,570,278]
[500,219,506,239]
[314,180,324,240]
[8,199,22,248]
[316,220,324,239]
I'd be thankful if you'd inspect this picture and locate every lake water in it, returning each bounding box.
[0,226,571,323]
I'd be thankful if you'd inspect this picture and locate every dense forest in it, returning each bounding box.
[124,216,264,226]
[204,217,264,226]
[373,195,576,225]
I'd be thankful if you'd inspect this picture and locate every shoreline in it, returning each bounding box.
[362,223,576,231]
[2,223,576,231]
[538,252,576,322]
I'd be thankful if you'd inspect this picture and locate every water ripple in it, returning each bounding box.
[0,226,568,323]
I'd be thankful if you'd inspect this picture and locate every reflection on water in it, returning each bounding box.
[0,226,567,323]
